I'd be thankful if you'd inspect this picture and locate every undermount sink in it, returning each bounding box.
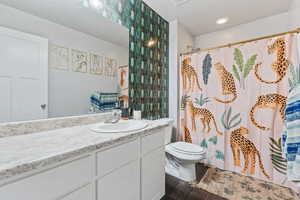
[90,120,148,133]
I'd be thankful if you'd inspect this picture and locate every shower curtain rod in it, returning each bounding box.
[180,28,300,56]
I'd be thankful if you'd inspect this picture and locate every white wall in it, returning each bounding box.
[0,4,128,118]
[288,0,300,30]
[195,0,300,50]
[169,20,194,138]
[288,0,300,56]
[168,20,178,134]
[195,12,289,49]
[178,23,194,54]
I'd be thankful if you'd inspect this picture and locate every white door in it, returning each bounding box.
[0,26,48,123]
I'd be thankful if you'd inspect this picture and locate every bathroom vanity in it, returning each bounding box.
[0,119,172,200]
[0,1,172,199]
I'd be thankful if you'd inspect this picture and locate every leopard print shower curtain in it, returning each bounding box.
[179,34,300,191]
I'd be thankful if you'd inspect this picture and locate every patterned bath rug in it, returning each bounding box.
[192,167,299,200]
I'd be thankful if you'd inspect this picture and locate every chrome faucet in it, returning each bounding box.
[104,109,121,124]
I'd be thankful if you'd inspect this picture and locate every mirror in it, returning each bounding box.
[0,0,129,123]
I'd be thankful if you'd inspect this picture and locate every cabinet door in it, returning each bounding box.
[0,156,92,200]
[141,129,165,156]
[97,139,139,177]
[97,160,139,200]
[141,147,165,200]
[61,184,93,200]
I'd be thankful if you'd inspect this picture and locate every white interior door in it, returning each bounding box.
[0,26,48,123]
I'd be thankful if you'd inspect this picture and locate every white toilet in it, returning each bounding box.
[164,126,206,182]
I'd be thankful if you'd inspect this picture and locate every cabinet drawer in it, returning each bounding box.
[61,184,93,200]
[97,139,139,177]
[0,156,92,200]
[97,160,140,200]
[142,128,165,156]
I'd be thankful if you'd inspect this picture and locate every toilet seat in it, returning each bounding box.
[166,142,205,161]
[170,142,205,155]
[165,142,206,182]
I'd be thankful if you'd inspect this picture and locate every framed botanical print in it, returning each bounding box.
[104,57,118,77]
[49,43,69,71]
[71,49,89,73]
[90,53,104,75]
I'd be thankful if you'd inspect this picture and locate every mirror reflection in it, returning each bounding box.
[0,0,129,123]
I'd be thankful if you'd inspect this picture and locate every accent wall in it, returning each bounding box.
[85,0,169,119]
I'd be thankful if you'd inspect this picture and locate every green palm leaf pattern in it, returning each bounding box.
[232,48,257,89]
[200,139,208,149]
[234,48,244,72]
[215,150,224,161]
[269,138,287,175]
[208,136,218,145]
[232,64,240,81]
[243,54,257,78]
[180,95,190,110]
[221,107,242,130]
[194,94,210,107]
[288,63,300,90]
[202,54,212,85]
[226,107,232,124]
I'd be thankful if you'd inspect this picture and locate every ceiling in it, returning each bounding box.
[143,0,293,36]
[0,0,129,47]
[0,0,293,40]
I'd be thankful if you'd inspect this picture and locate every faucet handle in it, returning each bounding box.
[112,109,120,115]
[112,109,121,120]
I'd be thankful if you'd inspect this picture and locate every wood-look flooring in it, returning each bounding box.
[162,164,227,200]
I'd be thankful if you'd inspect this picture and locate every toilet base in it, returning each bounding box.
[165,156,198,182]
[179,162,197,182]
[165,162,196,182]
[165,142,206,182]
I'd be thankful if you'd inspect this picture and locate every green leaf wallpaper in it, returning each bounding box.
[83,0,169,119]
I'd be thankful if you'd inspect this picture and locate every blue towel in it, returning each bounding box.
[90,92,119,112]
[283,84,300,182]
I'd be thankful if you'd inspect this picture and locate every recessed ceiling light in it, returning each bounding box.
[171,0,191,6]
[216,17,229,25]
[90,0,103,9]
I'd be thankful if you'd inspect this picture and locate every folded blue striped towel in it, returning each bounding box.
[90,92,119,112]
[283,84,300,182]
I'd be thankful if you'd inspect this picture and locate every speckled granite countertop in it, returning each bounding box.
[0,119,173,181]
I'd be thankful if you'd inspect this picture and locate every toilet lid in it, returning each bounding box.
[170,142,205,155]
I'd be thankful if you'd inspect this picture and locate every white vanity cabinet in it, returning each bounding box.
[141,128,166,200]
[0,126,168,200]
[96,139,140,200]
[61,184,93,200]
[0,156,93,200]
[97,160,140,200]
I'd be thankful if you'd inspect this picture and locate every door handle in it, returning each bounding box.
[41,104,47,110]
